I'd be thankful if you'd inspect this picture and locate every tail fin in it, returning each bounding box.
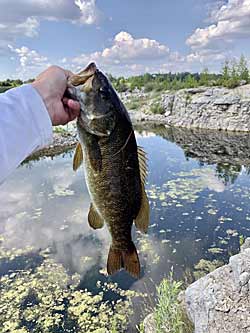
[107,242,140,279]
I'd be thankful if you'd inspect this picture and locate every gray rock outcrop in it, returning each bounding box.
[185,238,250,333]
[162,85,250,131]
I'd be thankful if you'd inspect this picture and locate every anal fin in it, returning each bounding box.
[88,203,104,229]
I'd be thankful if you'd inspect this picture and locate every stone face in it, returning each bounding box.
[143,313,156,333]
[160,85,250,132]
[185,238,250,333]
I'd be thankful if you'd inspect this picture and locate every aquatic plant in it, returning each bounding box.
[153,276,193,333]
[0,244,137,333]
[194,259,224,280]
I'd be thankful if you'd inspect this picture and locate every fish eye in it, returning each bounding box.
[99,86,110,99]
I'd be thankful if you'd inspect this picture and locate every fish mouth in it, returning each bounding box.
[68,62,97,90]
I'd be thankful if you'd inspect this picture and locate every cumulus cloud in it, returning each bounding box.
[73,31,170,66]
[187,0,250,51]
[8,45,50,78]
[67,31,182,75]
[0,0,100,52]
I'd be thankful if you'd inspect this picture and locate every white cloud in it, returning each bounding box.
[72,32,170,67]
[75,0,99,25]
[187,49,226,64]
[8,45,50,79]
[66,31,178,75]
[187,0,250,51]
[0,0,100,52]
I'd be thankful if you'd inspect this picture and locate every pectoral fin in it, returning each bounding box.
[73,142,83,171]
[134,184,150,233]
[137,146,148,184]
[88,203,104,229]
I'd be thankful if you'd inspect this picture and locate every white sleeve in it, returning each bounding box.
[0,84,53,184]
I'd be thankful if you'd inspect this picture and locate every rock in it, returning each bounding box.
[125,85,250,132]
[185,238,250,332]
[144,313,156,333]
[239,80,247,86]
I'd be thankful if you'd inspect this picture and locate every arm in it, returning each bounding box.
[0,66,80,184]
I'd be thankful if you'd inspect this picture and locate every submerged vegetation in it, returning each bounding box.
[0,241,138,333]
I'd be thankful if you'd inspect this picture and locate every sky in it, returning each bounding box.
[0,0,250,79]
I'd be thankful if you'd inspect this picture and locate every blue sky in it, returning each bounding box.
[0,0,249,79]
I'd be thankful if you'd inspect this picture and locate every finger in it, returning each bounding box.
[68,99,80,112]
[63,98,80,114]
[65,108,78,122]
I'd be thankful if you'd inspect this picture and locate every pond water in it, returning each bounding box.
[1,124,250,332]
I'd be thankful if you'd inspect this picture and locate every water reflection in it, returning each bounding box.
[1,124,250,331]
[135,124,250,185]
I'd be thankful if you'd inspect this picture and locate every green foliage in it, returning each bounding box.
[125,97,143,110]
[183,74,198,89]
[150,103,165,115]
[239,235,245,247]
[0,79,23,93]
[1,55,249,96]
[200,68,209,86]
[154,276,193,333]
[220,56,250,88]
[0,86,11,93]
[237,55,249,82]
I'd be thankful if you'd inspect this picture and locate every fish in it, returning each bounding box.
[67,62,150,279]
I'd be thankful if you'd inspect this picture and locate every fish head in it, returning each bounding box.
[68,62,121,137]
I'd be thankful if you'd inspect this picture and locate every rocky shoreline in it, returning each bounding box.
[127,84,250,132]
[143,239,250,333]
[24,131,78,163]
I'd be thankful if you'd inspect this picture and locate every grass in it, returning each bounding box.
[137,274,194,333]
[154,277,193,333]
[150,103,165,115]
[125,96,147,111]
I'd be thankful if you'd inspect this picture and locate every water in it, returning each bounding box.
[1,124,250,331]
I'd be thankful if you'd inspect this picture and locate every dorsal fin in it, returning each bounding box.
[137,146,148,185]
[73,142,83,171]
[134,184,150,233]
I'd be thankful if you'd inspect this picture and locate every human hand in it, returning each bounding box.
[32,66,80,126]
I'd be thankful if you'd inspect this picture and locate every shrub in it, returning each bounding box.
[154,277,193,333]
[144,82,156,93]
[150,103,165,115]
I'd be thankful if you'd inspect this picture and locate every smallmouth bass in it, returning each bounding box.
[67,63,150,278]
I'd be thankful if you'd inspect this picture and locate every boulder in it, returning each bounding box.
[185,238,250,332]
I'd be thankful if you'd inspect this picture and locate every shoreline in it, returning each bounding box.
[26,115,250,162]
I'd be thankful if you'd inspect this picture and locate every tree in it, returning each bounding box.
[183,74,198,88]
[221,60,230,83]
[200,68,209,86]
[237,55,249,82]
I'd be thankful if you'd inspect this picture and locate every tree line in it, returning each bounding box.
[109,55,250,92]
[1,55,249,93]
